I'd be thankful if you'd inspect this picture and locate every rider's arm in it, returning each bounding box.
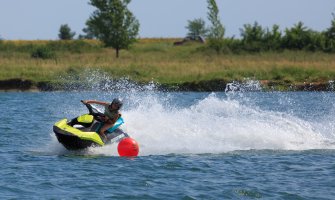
[83,100,109,106]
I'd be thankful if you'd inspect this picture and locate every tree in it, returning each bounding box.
[241,22,264,43]
[86,0,139,58]
[263,24,282,51]
[0,35,3,47]
[78,27,96,39]
[58,24,76,40]
[282,22,312,50]
[324,13,335,52]
[186,18,208,39]
[240,22,265,52]
[207,0,225,53]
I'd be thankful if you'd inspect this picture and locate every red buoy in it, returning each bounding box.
[117,137,139,157]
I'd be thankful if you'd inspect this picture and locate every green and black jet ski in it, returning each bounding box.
[53,101,129,150]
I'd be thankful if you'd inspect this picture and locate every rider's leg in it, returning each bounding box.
[99,122,113,139]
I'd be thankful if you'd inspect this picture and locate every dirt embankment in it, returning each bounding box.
[0,78,333,92]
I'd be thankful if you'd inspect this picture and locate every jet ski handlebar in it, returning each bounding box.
[81,100,94,113]
[81,100,105,121]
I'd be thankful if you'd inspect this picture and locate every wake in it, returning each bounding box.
[45,74,335,156]
[123,93,335,155]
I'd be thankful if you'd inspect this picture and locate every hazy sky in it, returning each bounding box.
[0,0,334,40]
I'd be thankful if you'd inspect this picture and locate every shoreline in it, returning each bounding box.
[0,78,333,92]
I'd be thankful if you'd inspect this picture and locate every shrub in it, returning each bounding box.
[240,22,266,52]
[263,25,282,51]
[46,40,102,53]
[282,22,313,50]
[186,18,208,39]
[223,37,243,53]
[324,13,335,52]
[58,24,76,40]
[31,46,56,59]
[306,31,326,51]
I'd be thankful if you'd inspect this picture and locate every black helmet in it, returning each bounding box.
[111,98,123,109]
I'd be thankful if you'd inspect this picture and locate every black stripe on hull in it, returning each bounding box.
[53,126,97,150]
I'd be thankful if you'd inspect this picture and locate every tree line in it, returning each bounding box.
[59,0,335,56]
[202,19,335,53]
[3,0,334,57]
[186,1,335,53]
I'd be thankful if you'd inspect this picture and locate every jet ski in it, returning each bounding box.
[53,101,130,150]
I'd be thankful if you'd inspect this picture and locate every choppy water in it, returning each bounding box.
[1,84,335,199]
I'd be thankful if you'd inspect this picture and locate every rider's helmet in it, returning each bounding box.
[111,98,123,110]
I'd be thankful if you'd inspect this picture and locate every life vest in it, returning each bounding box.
[104,105,121,121]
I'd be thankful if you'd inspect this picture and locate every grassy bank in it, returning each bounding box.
[1,39,335,90]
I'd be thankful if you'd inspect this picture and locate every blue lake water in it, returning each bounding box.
[1,88,335,199]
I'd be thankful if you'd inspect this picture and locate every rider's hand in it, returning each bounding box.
[103,116,109,122]
[98,115,108,122]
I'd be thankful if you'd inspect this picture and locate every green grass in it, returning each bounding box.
[0,39,335,86]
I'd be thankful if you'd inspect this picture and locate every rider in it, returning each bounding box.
[82,98,123,140]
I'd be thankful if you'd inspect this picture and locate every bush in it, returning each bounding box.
[240,22,265,52]
[263,25,282,51]
[324,13,335,52]
[223,37,243,53]
[186,18,208,39]
[282,22,313,50]
[31,46,56,59]
[46,40,102,53]
[306,31,326,51]
[207,38,226,53]
[58,24,76,40]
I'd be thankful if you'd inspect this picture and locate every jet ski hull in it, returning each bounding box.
[54,126,97,150]
[53,118,105,150]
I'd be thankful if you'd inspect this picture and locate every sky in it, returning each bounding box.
[0,0,334,40]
